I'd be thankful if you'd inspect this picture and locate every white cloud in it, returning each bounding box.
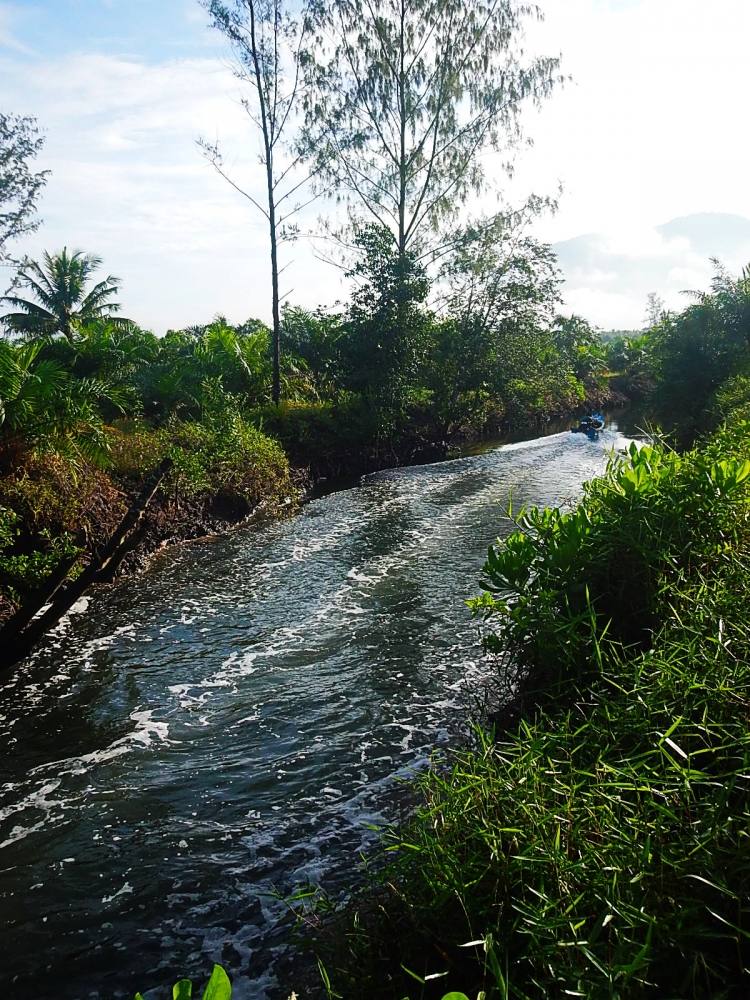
[516,0,750,244]
[554,216,750,329]
[2,49,342,330]
[566,287,644,329]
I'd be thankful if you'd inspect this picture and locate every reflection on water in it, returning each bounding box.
[0,418,635,999]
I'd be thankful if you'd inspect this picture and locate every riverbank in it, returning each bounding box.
[298,406,750,998]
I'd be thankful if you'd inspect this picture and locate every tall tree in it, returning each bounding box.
[0,249,127,342]
[644,291,666,330]
[200,0,317,405]
[304,0,561,264]
[0,113,49,269]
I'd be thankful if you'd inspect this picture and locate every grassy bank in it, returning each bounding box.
[300,409,750,999]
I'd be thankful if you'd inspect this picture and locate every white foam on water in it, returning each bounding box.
[0,780,66,848]
[24,709,174,781]
[0,779,61,822]
[102,882,134,904]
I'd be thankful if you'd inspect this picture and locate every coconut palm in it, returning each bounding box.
[0,248,128,342]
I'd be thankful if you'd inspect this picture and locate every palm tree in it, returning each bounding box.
[0,248,129,342]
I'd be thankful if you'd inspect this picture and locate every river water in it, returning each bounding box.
[0,417,636,999]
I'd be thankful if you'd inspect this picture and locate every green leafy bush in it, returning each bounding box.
[0,454,124,611]
[472,436,750,692]
[0,504,80,603]
[163,404,293,510]
[646,263,750,441]
[107,421,166,479]
[254,397,377,471]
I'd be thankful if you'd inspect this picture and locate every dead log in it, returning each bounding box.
[94,521,148,584]
[0,457,173,672]
[0,543,83,644]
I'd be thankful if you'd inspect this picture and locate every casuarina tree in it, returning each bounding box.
[303,0,562,266]
[200,0,319,405]
[0,112,49,271]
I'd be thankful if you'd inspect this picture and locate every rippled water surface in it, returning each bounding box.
[0,419,635,999]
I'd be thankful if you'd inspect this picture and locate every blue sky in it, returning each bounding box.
[2,0,750,331]
[2,1,210,60]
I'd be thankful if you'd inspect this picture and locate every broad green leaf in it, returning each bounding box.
[173,979,193,1000]
[201,965,232,1000]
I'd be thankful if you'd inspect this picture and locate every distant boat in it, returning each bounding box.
[572,412,605,438]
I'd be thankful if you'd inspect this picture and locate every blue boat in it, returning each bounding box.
[572,412,605,438]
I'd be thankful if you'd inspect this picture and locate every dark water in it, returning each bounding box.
[0,417,636,999]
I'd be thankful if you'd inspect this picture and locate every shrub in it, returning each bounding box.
[0,505,81,605]
[106,421,167,480]
[0,453,126,539]
[471,436,750,693]
[162,403,294,512]
[253,397,377,471]
[0,456,123,612]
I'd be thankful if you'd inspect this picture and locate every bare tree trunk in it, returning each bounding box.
[269,174,282,406]
[249,0,282,406]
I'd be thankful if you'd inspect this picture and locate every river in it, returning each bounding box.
[0,416,637,999]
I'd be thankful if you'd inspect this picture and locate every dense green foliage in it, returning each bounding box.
[601,261,750,439]
[0,272,300,615]
[0,338,112,469]
[646,264,750,440]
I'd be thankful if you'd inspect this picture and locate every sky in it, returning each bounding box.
[1,0,749,332]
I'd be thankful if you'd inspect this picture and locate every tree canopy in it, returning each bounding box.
[0,112,49,270]
[303,0,561,261]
